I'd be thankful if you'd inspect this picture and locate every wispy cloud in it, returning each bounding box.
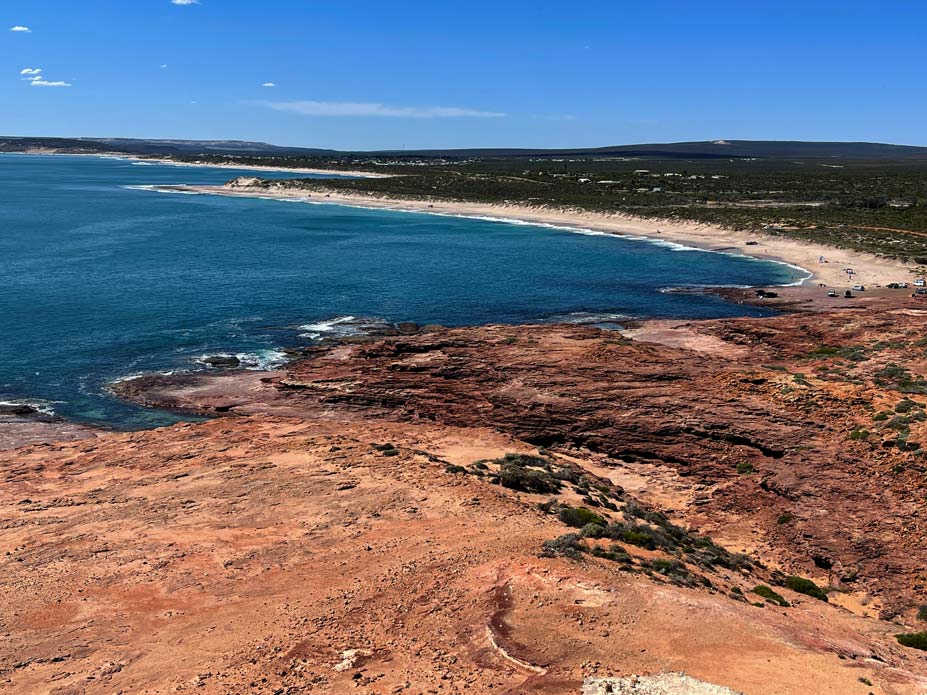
[531,114,577,122]
[30,78,71,87]
[262,82,276,88]
[160,64,168,69]
[16,66,71,87]
[170,0,200,5]
[260,100,504,119]
[9,25,31,33]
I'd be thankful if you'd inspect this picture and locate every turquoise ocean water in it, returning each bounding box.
[0,154,805,428]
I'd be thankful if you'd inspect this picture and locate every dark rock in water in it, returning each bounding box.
[0,404,39,417]
[397,322,421,335]
[202,355,241,369]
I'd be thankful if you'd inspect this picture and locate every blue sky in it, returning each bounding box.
[2,1,926,150]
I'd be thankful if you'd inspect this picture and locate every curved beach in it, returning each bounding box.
[182,178,915,290]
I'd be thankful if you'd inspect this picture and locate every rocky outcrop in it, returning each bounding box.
[113,304,927,615]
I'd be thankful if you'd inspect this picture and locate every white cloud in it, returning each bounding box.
[171,0,200,5]
[262,82,276,87]
[160,64,168,69]
[260,100,505,119]
[20,68,42,75]
[30,78,71,87]
[9,25,31,33]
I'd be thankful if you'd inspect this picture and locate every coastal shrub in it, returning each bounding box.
[541,533,585,560]
[895,399,920,413]
[558,506,606,529]
[589,544,633,563]
[614,528,657,550]
[537,498,560,515]
[896,632,927,650]
[623,501,670,526]
[873,411,890,422]
[642,558,695,586]
[753,585,790,607]
[785,575,828,601]
[809,345,868,361]
[580,523,607,538]
[607,522,676,552]
[917,604,927,621]
[494,454,563,494]
[875,364,927,394]
[445,464,467,474]
[372,442,396,451]
[848,428,869,440]
[777,513,795,525]
[381,448,400,457]
[736,462,754,474]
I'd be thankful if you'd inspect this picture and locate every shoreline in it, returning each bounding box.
[165,181,916,289]
[4,149,395,178]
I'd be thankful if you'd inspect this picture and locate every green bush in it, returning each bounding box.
[776,513,794,525]
[753,585,790,607]
[896,632,927,650]
[785,575,828,601]
[580,522,607,538]
[541,533,585,560]
[497,460,562,494]
[445,464,467,474]
[589,544,633,563]
[558,506,606,528]
[917,604,927,621]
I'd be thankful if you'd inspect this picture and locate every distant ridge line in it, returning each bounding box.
[2,136,927,160]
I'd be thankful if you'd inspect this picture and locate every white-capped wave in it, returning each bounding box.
[193,349,288,371]
[297,315,393,340]
[0,398,61,416]
[538,311,632,325]
[109,369,183,385]
[122,184,204,195]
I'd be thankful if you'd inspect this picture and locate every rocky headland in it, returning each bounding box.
[6,293,927,693]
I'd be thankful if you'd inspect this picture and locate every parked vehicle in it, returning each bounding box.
[852,284,865,291]
[827,289,838,297]
[916,278,926,287]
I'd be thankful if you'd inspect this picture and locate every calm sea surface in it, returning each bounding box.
[1,153,804,428]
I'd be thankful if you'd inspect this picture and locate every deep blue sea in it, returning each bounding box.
[1,153,805,429]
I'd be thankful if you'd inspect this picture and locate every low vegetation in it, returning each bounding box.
[896,632,927,650]
[222,154,927,262]
[784,575,829,602]
[753,585,790,607]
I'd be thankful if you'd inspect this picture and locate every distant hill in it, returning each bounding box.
[0,136,338,156]
[371,140,927,160]
[2,136,927,161]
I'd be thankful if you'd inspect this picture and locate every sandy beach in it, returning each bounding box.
[12,149,395,179]
[171,180,916,289]
[123,156,397,179]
